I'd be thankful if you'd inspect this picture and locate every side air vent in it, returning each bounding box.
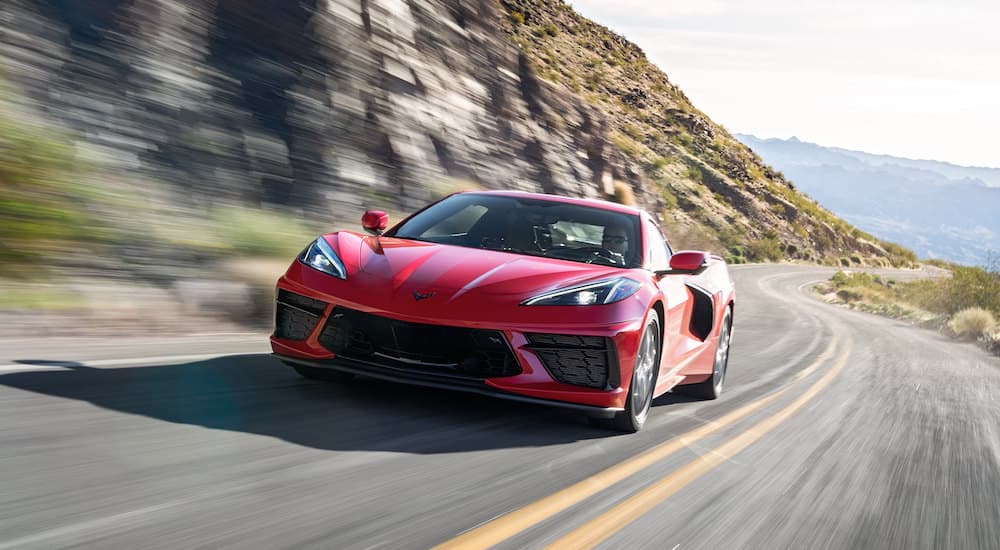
[687,283,715,341]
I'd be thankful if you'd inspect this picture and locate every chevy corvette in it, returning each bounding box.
[270,191,735,432]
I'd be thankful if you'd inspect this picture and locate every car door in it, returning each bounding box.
[644,218,692,386]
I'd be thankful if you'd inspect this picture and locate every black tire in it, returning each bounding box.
[609,311,661,433]
[675,307,732,400]
[292,365,355,383]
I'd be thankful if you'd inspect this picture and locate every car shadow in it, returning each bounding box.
[651,392,702,407]
[1,354,622,453]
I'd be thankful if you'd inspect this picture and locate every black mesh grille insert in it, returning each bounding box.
[526,333,616,389]
[524,334,607,349]
[273,290,327,340]
[318,307,520,379]
[277,289,327,316]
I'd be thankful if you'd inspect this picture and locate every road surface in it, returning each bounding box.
[1,264,998,549]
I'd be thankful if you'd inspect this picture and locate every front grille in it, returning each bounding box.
[274,290,328,340]
[318,307,520,379]
[526,333,617,389]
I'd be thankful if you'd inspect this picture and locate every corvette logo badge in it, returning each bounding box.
[412,290,435,301]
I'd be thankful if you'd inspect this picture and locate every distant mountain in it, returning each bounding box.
[736,135,1000,266]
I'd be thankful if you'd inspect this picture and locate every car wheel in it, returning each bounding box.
[610,311,661,433]
[676,307,732,400]
[292,365,355,383]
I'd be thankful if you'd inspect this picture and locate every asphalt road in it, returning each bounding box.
[1,264,998,549]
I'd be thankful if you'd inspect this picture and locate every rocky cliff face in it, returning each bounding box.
[3,0,602,209]
[0,0,911,265]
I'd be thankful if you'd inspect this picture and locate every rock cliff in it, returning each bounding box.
[0,0,913,265]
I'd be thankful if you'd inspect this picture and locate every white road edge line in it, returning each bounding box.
[0,352,263,373]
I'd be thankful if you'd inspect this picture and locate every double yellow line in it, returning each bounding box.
[435,337,848,550]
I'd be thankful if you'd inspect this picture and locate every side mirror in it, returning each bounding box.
[670,250,708,271]
[656,250,709,276]
[362,210,389,236]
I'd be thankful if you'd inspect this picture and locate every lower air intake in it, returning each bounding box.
[317,307,521,379]
[274,291,328,340]
[526,333,617,389]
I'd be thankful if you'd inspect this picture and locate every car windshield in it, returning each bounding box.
[386,193,642,268]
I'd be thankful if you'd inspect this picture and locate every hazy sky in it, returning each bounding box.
[568,0,1000,168]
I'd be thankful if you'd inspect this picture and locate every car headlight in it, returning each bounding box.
[522,277,642,306]
[299,237,347,279]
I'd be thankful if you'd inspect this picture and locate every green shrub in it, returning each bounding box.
[900,266,1000,317]
[0,115,98,276]
[830,271,884,291]
[609,132,644,159]
[585,68,606,90]
[661,188,678,210]
[724,245,747,265]
[509,10,525,25]
[623,123,643,141]
[837,288,864,303]
[880,241,918,265]
[945,266,1000,316]
[669,131,696,150]
[644,156,669,178]
[683,166,704,184]
[0,283,83,310]
[747,237,783,262]
[830,270,851,287]
[725,254,747,265]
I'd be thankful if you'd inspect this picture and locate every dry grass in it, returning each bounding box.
[611,180,635,206]
[820,270,1000,355]
[948,307,997,339]
[212,258,291,324]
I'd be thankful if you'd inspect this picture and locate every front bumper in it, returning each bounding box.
[270,271,648,410]
[274,352,623,417]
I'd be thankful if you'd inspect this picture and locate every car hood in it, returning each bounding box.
[347,235,626,301]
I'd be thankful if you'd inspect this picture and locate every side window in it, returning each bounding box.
[646,219,671,271]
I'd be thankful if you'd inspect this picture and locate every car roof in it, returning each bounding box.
[458,190,645,217]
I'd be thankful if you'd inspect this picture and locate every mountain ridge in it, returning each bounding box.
[737,134,1000,188]
[737,134,1000,265]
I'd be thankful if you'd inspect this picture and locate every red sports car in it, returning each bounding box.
[270,191,735,432]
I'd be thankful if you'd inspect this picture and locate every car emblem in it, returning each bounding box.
[412,290,435,301]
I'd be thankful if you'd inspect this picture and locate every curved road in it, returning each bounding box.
[1,264,998,549]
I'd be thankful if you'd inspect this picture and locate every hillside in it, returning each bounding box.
[494,0,918,266]
[738,135,1000,265]
[1,0,914,286]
